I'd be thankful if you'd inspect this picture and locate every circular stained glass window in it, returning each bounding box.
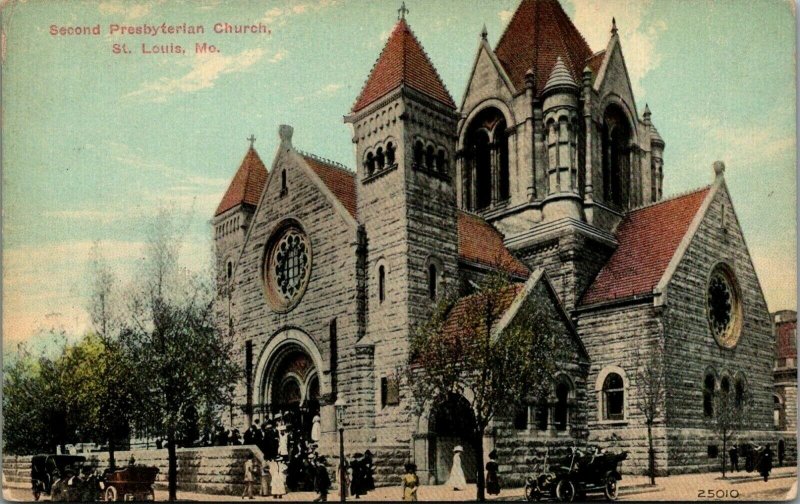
[707,264,742,349]
[264,226,311,312]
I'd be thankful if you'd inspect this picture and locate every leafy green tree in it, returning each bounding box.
[2,344,53,454]
[407,271,572,501]
[122,211,240,501]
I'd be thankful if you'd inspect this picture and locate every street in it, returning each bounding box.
[5,467,796,502]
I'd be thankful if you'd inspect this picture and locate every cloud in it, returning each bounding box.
[261,0,339,27]
[570,0,666,99]
[686,114,795,170]
[293,82,344,102]
[124,48,270,102]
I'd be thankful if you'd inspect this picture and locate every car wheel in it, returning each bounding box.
[524,482,541,502]
[555,479,576,503]
[105,486,117,502]
[32,488,41,501]
[605,475,619,501]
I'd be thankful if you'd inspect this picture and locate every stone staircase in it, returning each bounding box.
[3,455,31,486]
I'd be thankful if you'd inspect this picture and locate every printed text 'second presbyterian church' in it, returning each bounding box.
[211,0,787,484]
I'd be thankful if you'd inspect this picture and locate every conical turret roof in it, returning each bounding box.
[351,18,455,113]
[543,56,579,94]
[495,0,593,96]
[215,147,268,216]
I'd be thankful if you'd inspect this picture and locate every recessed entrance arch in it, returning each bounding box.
[427,393,478,485]
[253,328,328,437]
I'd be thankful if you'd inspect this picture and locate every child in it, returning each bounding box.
[402,463,419,501]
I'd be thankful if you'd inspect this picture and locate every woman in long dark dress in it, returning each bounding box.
[485,450,501,495]
[758,445,773,482]
[363,450,376,493]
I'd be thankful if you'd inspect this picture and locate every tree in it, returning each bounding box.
[634,341,666,485]
[3,344,54,454]
[708,383,751,479]
[407,270,572,501]
[122,211,240,501]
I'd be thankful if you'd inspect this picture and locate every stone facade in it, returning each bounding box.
[212,0,785,485]
[773,310,798,465]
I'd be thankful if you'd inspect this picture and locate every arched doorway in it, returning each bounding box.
[429,394,478,484]
[255,331,325,441]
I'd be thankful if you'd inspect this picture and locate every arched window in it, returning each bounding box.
[603,373,625,421]
[704,373,716,417]
[464,108,510,210]
[734,377,745,409]
[428,263,437,300]
[425,145,435,171]
[437,149,447,175]
[720,376,731,395]
[376,147,385,170]
[535,401,549,431]
[601,105,632,209]
[473,130,492,209]
[378,265,385,303]
[365,152,375,176]
[281,169,287,194]
[386,142,396,166]
[414,141,424,167]
[226,261,233,281]
[554,378,573,431]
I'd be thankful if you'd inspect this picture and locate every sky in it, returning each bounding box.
[1,0,796,354]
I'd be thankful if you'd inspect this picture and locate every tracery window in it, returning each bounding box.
[601,105,631,209]
[264,225,312,312]
[464,108,510,211]
[707,264,742,348]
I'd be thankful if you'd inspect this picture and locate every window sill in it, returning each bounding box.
[593,419,629,427]
[362,163,398,184]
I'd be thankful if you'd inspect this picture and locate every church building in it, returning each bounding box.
[212,0,782,483]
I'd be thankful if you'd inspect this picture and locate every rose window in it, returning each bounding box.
[264,226,311,312]
[707,265,741,348]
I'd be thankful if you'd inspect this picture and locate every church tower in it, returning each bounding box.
[344,10,459,444]
[212,139,268,329]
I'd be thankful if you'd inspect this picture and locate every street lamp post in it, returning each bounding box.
[335,398,347,503]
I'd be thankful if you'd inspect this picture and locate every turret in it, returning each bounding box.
[644,105,665,203]
[541,57,582,221]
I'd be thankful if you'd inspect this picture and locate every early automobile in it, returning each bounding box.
[31,454,90,501]
[525,446,628,502]
[100,465,160,502]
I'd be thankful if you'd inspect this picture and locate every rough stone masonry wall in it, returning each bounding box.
[663,184,776,472]
[230,145,370,439]
[3,446,265,496]
[576,302,669,475]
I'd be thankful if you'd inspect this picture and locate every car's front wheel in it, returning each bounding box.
[105,485,117,502]
[605,474,619,501]
[555,479,576,503]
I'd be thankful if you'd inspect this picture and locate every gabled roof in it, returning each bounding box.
[441,283,525,342]
[300,154,357,218]
[458,211,530,277]
[215,147,268,216]
[351,18,455,113]
[581,187,712,306]
[586,50,606,76]
[494,0,594,97]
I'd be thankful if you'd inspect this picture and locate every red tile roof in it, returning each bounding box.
[581,187,711,306]
[776,320,797,360]
[494,0,594,97]
[352,18,455,113]
[301,154,357,218]
[215,147,268,216]
[586,50,606,77]
[442,283,525,338]
[458,211,530,277]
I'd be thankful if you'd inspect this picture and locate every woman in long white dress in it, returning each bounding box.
[445,446,467,491]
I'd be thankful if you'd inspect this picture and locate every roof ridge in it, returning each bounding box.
[628,185,711,213]
[298,149,353,173]
[351,20,401,112]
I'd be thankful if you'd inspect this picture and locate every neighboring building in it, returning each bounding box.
[212,0,780,482]
[773,310,797,465]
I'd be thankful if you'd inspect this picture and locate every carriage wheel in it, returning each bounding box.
[604,475,619,501]
[105,485,118,502]
[555,479,576,503]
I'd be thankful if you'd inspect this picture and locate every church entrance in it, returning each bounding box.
[259,341,321,440]
[429,393,478,484]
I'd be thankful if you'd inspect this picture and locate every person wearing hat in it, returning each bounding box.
[445,446,467,491]
[311,414,322,443]
[350,453,365,499]
[270,456,287,499]
[363,450,375,493]
[401,463,419,501]
[485,449,500,495]
[312,456,331,502]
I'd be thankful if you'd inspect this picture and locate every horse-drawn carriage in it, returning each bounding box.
[525,446,628,502]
